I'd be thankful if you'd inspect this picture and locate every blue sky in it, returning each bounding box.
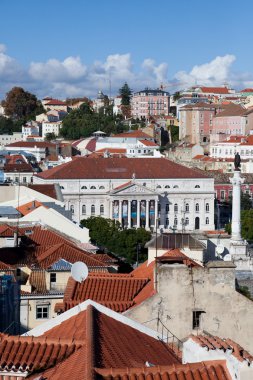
[0,0,253,99]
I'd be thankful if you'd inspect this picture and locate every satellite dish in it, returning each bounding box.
[224,253,232,261]
[71,262,88,283]
[216,245,225,255]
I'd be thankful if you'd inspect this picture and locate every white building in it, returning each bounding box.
[33,156,215,232]
[0,132,23,146]
[210,135,253,160]
[42,121,62,138]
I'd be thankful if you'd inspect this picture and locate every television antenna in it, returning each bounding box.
[71,262,88,283]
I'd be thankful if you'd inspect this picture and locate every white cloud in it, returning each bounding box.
[174,55,236,87]
[1,44,253,100]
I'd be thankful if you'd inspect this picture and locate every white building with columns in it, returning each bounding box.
[33,157,215,232]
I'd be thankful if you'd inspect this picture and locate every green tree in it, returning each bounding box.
[45,132,57,141]
[2,87,44,122]
[119,82,132,106]
[80,216,151,264]
[0,116,15,134]
[172,91,182,102]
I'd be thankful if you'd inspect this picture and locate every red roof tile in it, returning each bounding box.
[28,184,60,200]
[36,157,209,180]
[45,99,66,106]
[95,361,231,380]
[6,141,56,148]
[3,163,34,173]
[139,139,158,147]
[200,86,230,94]
[17,200,44,216]
[112,130,152,139]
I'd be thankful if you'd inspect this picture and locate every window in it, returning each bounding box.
[165,218,169,226]
[195,185,200,188]
[192,310,205,329]
[50,273,56,283]
[60,186,64,189]
[206,217,209,225]
[195,203,199,212]
[91,204,95,215]
[99,186,105,189]
[100,204,104,215]
[90,186,96,189]
[156,185,162,189]
[220,190,225,200]
[23,177,27,183]
[185,217,189,225]
[174,217,178,226]
[229,190,232,198]
[70,205,74,214]
[165,185,170,189]
[82,205,86,215]
[16,268,21,276]
[166,203,169,213]
[81,186,87,190]
[205,203,209,212]
[174,203,178,212]
[185,203,189,212]
[36,305,49,319]
[173,185,179,188]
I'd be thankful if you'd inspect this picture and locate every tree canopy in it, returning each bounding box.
[80,216,151,264]
[119,82,132,106]
[60,102,127,139]
[2,87,44,123]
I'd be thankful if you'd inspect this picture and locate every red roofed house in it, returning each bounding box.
[34,156,215,231]
[1,299,249,379]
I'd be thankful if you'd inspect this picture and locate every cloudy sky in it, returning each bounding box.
[0,0,253,100]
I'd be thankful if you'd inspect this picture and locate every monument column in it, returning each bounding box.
[230,170,244,242]
[119,200,122,225]
[137,200,141,228]
[146,200,149,230]
[155,199,158,229]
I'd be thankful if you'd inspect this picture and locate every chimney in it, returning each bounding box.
[14,230,18,247]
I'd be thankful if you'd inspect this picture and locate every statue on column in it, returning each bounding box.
[234,152,241,171]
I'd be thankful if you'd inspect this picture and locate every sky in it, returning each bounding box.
[0,0,253,100]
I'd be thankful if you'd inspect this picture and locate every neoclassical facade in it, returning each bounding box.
[34,157,215,232]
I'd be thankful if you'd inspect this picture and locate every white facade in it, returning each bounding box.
[22,125,40,139]
[0,132,23,146]
[42,121,62,138]
[210,139,253,160]
[34,173,215,232]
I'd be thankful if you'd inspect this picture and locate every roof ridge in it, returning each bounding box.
[86,304,95,380]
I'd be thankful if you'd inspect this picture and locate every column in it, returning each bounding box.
[146,200,149,230]
[155,199,158,228]
[119,200,122,225]
[128,200,131,228]
[110,201,113,219]
[137,200,140,228]
[230,170,244,242]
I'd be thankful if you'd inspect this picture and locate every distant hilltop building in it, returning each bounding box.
[131,88,170,119]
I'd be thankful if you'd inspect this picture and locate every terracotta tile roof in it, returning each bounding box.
[200,86,230,94]
[139,139,158,147]
[45,99,66,106]
[28,184,59,199]
[0,334,80,374]
[85,138,96,152]
[3,163,34,172]
[157,248,201,267]
[241,88,253,93]
[214,103,245,117]
[95,148,127,154]
[112,130,152,139]
[95,360,231,379]
[190,334,253,364]
[36,157,209,180]
[6,141,55,148]
[60,273,150,312]
[17,200,44,216]
[0,225,16,237]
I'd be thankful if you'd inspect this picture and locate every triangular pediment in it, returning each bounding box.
[111,181,157,195]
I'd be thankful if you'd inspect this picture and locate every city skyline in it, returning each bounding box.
[0,0,253,99]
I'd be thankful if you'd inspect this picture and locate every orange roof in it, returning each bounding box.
[139,139,158,147]
[36,157,209,180]
[200,86,230,94]
[17,200,44,216]
[59,273,150,313]
[95,148,126,154]
[28,184,59,199]
[112,130,152,139]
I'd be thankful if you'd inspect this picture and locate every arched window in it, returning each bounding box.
[173,185,179,188]
[81,186,87,190]
[82,205,86,215]
[206,217,209,225]
[165,185,170,189]
[185,217,189,225]
[195,185,200,188]
[70,205,74,214]
[206,203,209,212]
[174,217,178,226]
[60,186,64,189]
[99,186,105,189]
[174,204,178,212]
[195,203,199,212]
[91,204,95,215]
[156,185,162,189]
[143,182,146,186]
[185,203,189,212]
[90,186,96,189]
[100,204,104,215]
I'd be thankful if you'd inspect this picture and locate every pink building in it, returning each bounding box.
[212,103,253,136]
[179,102,224,144]
[131,89,170,119]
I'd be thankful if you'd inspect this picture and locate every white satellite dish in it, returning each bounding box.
[224,253,232,261]
[71,262,88,283]
[216,245,225,255]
